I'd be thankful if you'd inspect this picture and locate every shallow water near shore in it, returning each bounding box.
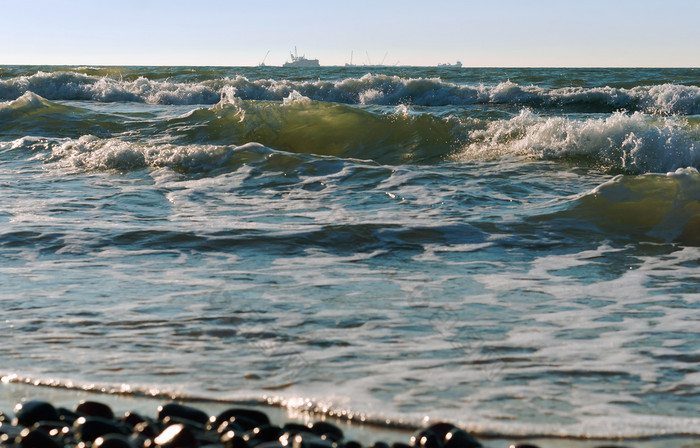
[1,66,699,445]
[1,382,698,448]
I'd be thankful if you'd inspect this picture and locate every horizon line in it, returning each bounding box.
[1,63,699,69]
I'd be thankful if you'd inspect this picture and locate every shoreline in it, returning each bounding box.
[2,383,699,448]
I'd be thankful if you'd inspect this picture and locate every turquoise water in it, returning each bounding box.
[1,66,699,440]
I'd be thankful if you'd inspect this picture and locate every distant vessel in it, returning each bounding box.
[258,50,270,67]
[345,50,355,67]
[283,47,320,67]
[438,61,463,68]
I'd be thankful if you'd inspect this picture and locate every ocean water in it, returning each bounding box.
[1,66,699,442]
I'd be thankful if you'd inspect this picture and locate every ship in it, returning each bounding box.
[437,61,463,68]
[258,50,270,67]
[283,47,320,67]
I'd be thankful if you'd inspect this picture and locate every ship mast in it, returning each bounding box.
[259,50,270,66]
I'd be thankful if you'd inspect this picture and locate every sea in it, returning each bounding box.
[0,66,699,446]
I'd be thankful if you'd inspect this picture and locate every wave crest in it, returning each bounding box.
[175,94,462,163]
[459,110,699,173]
[2,71,700,113]
[0,71,219,105]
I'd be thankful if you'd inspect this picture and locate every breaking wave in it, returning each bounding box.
[458,110,700,173]
[5,91,699,173]
[1,71,700,114]
[0,71,220,105]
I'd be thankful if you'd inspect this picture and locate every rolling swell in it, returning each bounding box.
[0,92,127,138]
[7,92,699,173]
[2,70,700,114]
[2,92,462,168]
[532,167,700,245]
[169,92,462,163]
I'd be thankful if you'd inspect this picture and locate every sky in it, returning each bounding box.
[2,0,699,67]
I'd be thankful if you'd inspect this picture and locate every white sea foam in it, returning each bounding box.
[459,110,699,173]
[33,135,267,173]
[190,75,700,113]
[0,71,219,105]
[2,71,700,113]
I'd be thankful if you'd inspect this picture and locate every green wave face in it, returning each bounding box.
[4,91,699,174]
[535,168,700,244]
[0,92,127,139]
[169,98,463,164]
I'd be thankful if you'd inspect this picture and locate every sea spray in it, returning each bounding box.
[459,110,699,173]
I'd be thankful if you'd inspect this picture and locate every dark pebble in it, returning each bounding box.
[290,433,337,448]
[392,443,412,448]
[30,420,72,443]
[154,423,199,447]
[0,423,24,440]
[76,400,115,420]
[371,442,391,448]
[162,415,207,432]
[409,430,441,448]
[120,411,148,428]
[216,416,260,432]
[74,416,130,442]
[215,419,247,435]
[443,428,482,448]
[214,409,270,429]
[220,430,250,448]
[282,423,310,435]
[15,427,63,448]
[158,404,210,426]
[93,433,138,448]
[244,424,284,445]
[1,399,489,448]
[56,407,80,425]
[134,420,161,439]
[278,430,319,448]
[307,422,343,442]
[13,400,59,427]
[425,424,456,443]
[252,441,285,448]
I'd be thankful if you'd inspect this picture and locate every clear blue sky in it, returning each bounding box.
[3,0,699,67]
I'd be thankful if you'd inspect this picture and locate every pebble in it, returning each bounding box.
[0,399,639,448]
[153,423,199,448]
[74,416,130,443]
[12,400,59,427]
[409,429,442,448]
[93,434,138,448]
[442,428,482,448]
[245,425,284,445]
[157,404,209,426]
[76,400,115,420]
[214,409,270,429]
[15,427,63,448]
[307,422,343,442]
